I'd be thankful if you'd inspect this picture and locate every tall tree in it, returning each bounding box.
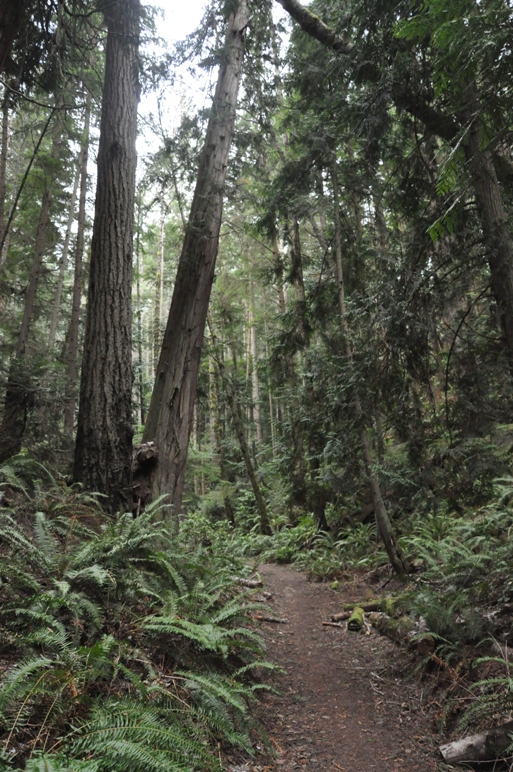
[73,0,140,510]
[64,91,91,437]
[143,0,249,526]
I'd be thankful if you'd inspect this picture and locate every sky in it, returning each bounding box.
[137,0,289,157]
[157,0,208,41]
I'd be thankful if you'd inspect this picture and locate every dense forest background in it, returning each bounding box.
[1,0,513,768]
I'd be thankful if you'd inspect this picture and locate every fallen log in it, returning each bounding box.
[342,600,380,612]
[439,721,513,764]
[368,612,416,642]
[331,611,352,622]
[236,578,263,588]
[369,612,435,654]
[254,615,288,624]
[322,621,345,628]
[347,606,365,631]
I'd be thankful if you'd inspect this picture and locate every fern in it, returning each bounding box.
[0,464,274,768]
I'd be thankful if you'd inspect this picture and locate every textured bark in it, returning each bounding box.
[73,0,139,510]
[143,1,249,522]
[64,93,90,437]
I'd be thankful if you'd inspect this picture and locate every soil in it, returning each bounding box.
[226,563,443,772]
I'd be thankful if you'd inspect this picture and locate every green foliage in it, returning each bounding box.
[0,461,271,770]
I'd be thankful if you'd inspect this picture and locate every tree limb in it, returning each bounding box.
[274,0,464,145]
[274,0,352,54]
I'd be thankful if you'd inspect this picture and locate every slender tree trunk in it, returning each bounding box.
[73,0,139,510]
[284,222,309,508]
[464,92,513,373]
[289,219,309,343]
[135,202,145,425]
[48,148,81,350]
[249,285,263,445]
[263,313,277,457]
[142,0,249,525]
[217,355,271,535]
[0,91,8,242]
[0,123,61,464]
[331,160,406,574]
[152,207,165,373]
[272,235,287,314]
[64,92,91,437]
[209,351,235,525]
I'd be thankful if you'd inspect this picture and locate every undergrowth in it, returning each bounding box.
[196,473,513,740]
[0,457,275,771]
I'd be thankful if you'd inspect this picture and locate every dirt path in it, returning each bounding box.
[228,564,441,772]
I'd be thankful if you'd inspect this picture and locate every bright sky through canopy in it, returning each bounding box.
[157,0,208,42]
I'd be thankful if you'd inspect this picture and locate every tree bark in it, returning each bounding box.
[73,0,139,510]
[64,92,91,437]
[142,0,249,524]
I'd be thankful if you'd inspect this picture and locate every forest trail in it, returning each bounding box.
[228,564,440,772]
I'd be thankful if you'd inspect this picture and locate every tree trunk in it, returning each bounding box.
[135,201,145,426]
[47,146,81,350]
[73,0,139,510]
[249,285,263,445]
[0,122,61,464]
[464,92,513,373]
[152,207,165,373]
[142,0,249,524]
[209,351,235,525]
[220,362,271,535]
[63,92,91,437]
[331,160,406,574]
[0,90,8,243]
[273,0,351,54]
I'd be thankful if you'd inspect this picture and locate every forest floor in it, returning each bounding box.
[226,563,443,772]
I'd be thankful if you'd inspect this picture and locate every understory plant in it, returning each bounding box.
[0,458,273,771]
